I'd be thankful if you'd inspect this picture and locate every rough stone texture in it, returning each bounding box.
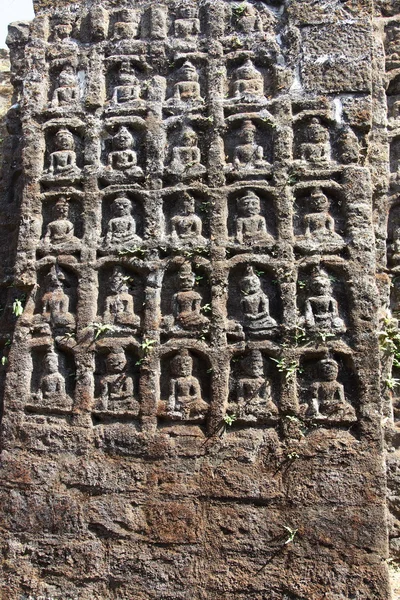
[0,0,396,598]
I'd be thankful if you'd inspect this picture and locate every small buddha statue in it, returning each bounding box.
[150,6,167,40]
[230,59,265,103]
[49,19,78,66]
[232,120,269,170]
[107,126,143,177]
[102,195,140,251]
[111,62,142,105]
[103,266,140,328]
[171,61,203,103]
[39,266,75,330]
[306,357,356,421]
[36,348,69,406]
[296,189,343,253]
[113,9,140,40]
[40,197,81,254]
[50,67,79,108]
[389,226,400,266]
[301,269,345,334]
[338,127,360,165]
[240,266,277,335]
[97,349,136,413]
[167,127,206,179]
[165,263,208,334]
[170,192,205,243]
[229,350,278,422]
[52,20,73,43]
[386,22,400,63]
[233,2,263,34]
[235,190,272,245]
[174,5,200,38]
[47,129,80,178]
[164,349,208,421]
[299,117,330,164]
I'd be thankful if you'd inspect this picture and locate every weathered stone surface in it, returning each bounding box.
[0,0,396,598]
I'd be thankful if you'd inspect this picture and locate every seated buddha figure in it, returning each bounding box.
[107,126,143,177]
[111,62,142,105]
[300,269,345,335]
[163,263,208,335]
[172,263,208,331]
[48,18,78,67]
[167,127,206,179]
[228,350,278,423]
[296,189,343,253]
[232,120,269,170]
[35,348,72,409]
[170,192,205,244]
[47,129,80,179]
[171,61,203,104]
[174,5,200,39]
[235,190,272,245]
[37,266,75,330]
[299,117,330,164]
[50,67,80,108]
[97,349,137,413]
[103,266,140,329]
[233,2,263,34]
[164,349,208,421]
[112,9,140,40]
[230,59,265,103]
[240,266,277,336]
[40,197,80,254]
[102,195,141,252]
[306,357,356,421]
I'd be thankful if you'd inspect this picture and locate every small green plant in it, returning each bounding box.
[62,332,76,341]
[285,415,300,423]
[1,356,8,366]
[233,2,246,14]
[316,331,335,343]
[136,338,156,365]
[294,326,307,345]
[255,269,264,277]
[297,280,306,289]
[198,327,209,341]
[200,201,214,213]
[201,303,211,314]
[271,357,301,380]
[223,413,237,426]
[379,317,400,367]
[286,451,299,461]
[386,376,400,390]
[118,246,146,258]
[195,274,204,285]
[183,246,210,259]
[12,298,24,317]
[92,322,116,340]
[287,173,298,186]
[283,526,298,545]
[140,338,156,352]
[284,415,306,437]
[231,35,243,48]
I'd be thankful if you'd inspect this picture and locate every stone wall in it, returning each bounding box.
[0,1,396,599]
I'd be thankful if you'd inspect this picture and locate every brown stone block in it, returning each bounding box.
[0,490,84,535]
[145,500,202,544]
[300,23,372,93]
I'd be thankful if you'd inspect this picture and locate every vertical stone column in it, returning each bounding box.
[0,1,393,598]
